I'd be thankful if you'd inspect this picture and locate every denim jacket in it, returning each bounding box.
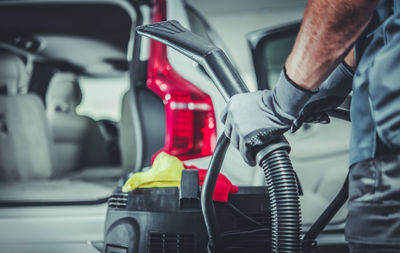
[350,0,400,165]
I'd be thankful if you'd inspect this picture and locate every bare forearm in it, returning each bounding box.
[285,0,378,90]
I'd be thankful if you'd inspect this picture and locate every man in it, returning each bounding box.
[222,0,400,252]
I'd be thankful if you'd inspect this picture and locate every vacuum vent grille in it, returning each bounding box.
[232,212,271,251]
[148,232,195,253]
[108,193,128,209]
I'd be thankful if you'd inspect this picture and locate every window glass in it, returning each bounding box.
[76,75,129,121]
[262,34,296,88]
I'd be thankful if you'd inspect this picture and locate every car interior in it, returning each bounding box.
[0,1,140,202]
[46,72,113,172]
[0,52,56,181]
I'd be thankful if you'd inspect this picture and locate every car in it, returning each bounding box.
[0,0,350,252]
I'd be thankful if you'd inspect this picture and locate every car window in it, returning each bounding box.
[77,75,129,121]
[262,35,296,88]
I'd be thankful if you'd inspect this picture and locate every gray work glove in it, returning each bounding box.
[291,63,353,132]
[221,69,315,166]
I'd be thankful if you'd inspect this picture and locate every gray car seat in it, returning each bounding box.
[46,73,111,173]
[0,52,58,180]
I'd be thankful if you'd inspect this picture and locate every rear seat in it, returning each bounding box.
[119,91,137,172]
[0,52,59,180]
[46,72,112,173]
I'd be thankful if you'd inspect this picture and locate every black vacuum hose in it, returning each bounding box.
[259,149,302,253]
[202,135,230,252]
[203,135,302,253]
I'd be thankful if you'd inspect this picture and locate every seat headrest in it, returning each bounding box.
[0,52,31,96]
[46,72,82,114]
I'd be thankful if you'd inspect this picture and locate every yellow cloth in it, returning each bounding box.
[122,152,184,192]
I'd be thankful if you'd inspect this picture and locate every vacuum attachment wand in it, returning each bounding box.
[137,20,302,253]
[136,20,247,102]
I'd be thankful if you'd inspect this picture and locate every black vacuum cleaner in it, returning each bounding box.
[103,20,350,253]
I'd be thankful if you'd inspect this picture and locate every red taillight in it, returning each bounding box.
[147,0,217,160]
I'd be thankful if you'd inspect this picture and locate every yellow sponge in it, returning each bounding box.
[122,152,184,192]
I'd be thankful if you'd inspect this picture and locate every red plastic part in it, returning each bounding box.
[184,164,238,202]
[147,0,217,160]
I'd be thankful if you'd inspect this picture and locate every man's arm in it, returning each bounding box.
[221,0,377,165]
[286,0,378,90]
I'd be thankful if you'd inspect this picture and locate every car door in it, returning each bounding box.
[247,22,351,229]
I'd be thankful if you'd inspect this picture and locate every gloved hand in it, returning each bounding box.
[291,63,353,132]
[221,69,315,166]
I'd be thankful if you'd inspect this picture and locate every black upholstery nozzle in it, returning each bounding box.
[137,20,249,102]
